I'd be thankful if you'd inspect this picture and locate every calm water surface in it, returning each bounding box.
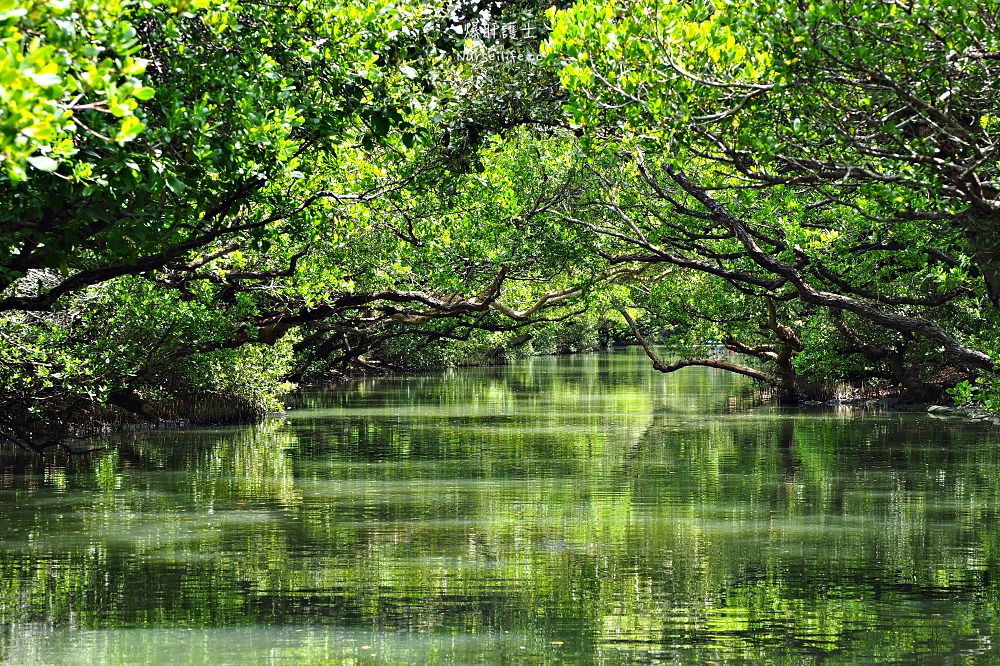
[1,349,999,664]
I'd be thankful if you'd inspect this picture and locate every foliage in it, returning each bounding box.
[0,0,601,448]
[0,0,448,299]
[0,0,185,181]
[5,0,1000,448]
[542,0,1000,403]
[0,273,300,449]
[947,374,1000,414]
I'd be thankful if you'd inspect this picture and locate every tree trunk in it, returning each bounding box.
[108,389,160,422]
[964,211,1000,307]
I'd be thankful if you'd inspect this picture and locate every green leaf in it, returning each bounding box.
[0,5,28,20]
[115,116,145,144]
[27,155,59,172]
[165,176,186,195]
[370,112,390,137]
[30,72,62,87]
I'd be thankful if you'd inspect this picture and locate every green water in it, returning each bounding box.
[2,349,1000,664]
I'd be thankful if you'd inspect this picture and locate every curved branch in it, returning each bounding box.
[663,165,997,372]
[618,308,778,384]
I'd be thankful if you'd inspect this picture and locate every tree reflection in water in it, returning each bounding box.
[1,349,997,664]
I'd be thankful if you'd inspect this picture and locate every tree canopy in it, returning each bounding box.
[1,0,998,451]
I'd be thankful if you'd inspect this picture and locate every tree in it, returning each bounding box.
[0,0,449,308]
[1,0,608,450]
[544,0,999,393]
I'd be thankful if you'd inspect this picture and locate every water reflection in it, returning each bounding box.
[1,349,999,664]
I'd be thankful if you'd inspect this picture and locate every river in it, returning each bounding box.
[1,349,998,664]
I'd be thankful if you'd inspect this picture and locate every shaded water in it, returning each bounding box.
[2,349,999,664]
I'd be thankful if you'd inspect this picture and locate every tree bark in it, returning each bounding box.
[108,390,160,422]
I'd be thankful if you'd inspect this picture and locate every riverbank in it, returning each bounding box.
[927,404,1000,425]
[5,347,997,454]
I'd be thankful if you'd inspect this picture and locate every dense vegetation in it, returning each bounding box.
[2,0,998,450]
